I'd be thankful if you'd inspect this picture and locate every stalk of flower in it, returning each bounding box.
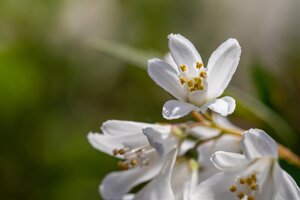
[148,34,241,119]
[189,129,300,200]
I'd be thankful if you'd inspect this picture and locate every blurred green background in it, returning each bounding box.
[1,0,300,199]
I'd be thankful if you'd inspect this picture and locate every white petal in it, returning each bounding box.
[123,194,135,200]
[164,52,178,70]
[241,129,278,160]
[101,120,171,136]
[171,160,197,200]
[190,172,236,200]
[201,96,236,116]
[273,162,300,200]
[168,34,202,76]
[134,149,177,200]
[100,153,162,200]
[197,135,241,181]
[163,100,200,120]
[206,38,241,99]
[143,127,177,157]
[189,126,220,140]
[148,58,187,101]
[211,151,247,171]
[179,140,196,156]
[212,113,243,131]
[87,132,148,156]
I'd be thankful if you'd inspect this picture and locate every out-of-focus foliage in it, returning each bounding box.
[0,0,300,199]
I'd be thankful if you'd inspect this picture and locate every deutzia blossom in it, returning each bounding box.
[87,120,172,200]
[140,128,199,200]
[148,34,241,119]
[190,129,300,200]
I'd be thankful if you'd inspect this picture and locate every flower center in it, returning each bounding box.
[229,173,259,200]
[178,62,207,92]
[113,146,154,170]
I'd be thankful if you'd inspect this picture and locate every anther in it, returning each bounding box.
[196,62,203,69]
[180,77,187,85]
[190,88,196,92]
[239,178,245,184]
[187,80,194,87]
[250,183,258,191]
[117,161,129,170]
[194,77,202,84]
[237,192,244,199]
[113,149,119,156]
[200,71,207,78]
[248,196,255,200]
[229,185,237,192]
[180,65,187,72]
[251,174,257,182]
[130,159,138,166]
[246,177,253,185]
[118,149,126,155]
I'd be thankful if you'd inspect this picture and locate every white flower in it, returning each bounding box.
[190,114,242,181]
[148,34,241,119]
[137,129,199,200]
[190,129,300,200]
[87,120,172,200]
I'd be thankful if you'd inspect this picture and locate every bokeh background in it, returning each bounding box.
[1,0,300,199]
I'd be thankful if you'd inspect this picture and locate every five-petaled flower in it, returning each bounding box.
[148,34,241,119]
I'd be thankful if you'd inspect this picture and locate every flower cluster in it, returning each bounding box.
[88,34,300,200]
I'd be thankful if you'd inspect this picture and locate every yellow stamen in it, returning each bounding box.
[246,177,253,185]
[196,62,203,69]
[240,178,245,184]
[117,161,129,170]
[200,71,207,78]
[118,149,125,155]
[237,192,244,199]
[248,196,255,200]
[187,80,194,87]
[190,88,196,92]
[194,77,202,83]
[250,184,258,191]
[180,65,187,72]
[113,149,119,156]
[179,77,187,85]
[130,159,138,166]
[229,185,237,192]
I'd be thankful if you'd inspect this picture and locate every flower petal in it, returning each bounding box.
[143,127,177,157]
[190,172,236,200]
[148,58,187,101]
[189,126,220,140]
[87,132,148,156]
[273,162,300,200]
[197,135,241,181]
[134,149,177,200]
[101,120,171,136]
[211,151,247,171]
[212,113,243,131]
[206,38,241,99]
[163,100,200,120]
[241,129,278,160]
[168,34,202,76]
[201,96,236,116]
[100,152,162,200]
[164,52,178,70]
